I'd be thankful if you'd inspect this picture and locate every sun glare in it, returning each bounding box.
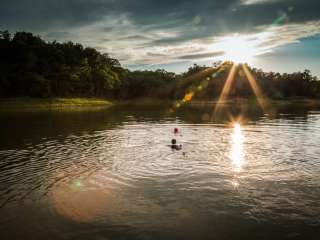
[219,35,258,64]
[230,122,244,173]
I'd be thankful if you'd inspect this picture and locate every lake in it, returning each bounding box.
[0,103,320,240]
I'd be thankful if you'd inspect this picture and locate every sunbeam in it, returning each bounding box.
[213,64,237,116]
[241,64,269,112]
[168,63,225,114]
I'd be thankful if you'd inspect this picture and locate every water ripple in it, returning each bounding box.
[1,110,320,239]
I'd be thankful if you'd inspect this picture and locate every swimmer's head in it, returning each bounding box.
[174,128,179,134]
[171,139,177,145]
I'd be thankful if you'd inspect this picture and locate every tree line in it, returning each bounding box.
[0,30,319,100]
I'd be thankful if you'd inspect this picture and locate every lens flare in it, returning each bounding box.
[169,63,224,114]
[49,168,114,223]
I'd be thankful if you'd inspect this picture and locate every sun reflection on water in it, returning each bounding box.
[230,123,245,173]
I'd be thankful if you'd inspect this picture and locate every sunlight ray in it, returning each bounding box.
[241,64,268,112]
[213,64,237,117]
[168,63,225,115]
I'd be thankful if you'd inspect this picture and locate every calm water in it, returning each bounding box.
[0,104,320,240]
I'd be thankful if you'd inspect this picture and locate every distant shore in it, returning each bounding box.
[0,98,112,111]
[116,97,320,107]
[1,97,320,112]
[186,98,320,107]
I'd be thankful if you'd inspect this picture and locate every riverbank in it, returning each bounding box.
[1,97,320,112]
[115,97,320,107]
[186,98,320,108]
[0,98,112,111]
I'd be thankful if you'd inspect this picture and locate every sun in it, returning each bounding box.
[218,35,258,64]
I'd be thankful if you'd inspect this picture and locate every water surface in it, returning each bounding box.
[0,104,320,240]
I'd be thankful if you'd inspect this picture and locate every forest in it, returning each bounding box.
[0,30,319,100]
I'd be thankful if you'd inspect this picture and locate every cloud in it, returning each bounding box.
[117,35,152,41]
[240,0,280,5]
[2,0,319,31]
[255,21,320,52]
[177,51,225,60]
[1,0,320,67]
[45,31,72,41]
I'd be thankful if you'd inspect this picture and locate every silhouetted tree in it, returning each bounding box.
[0,30,319,100]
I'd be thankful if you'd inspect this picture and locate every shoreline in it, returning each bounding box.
[186,98,320,107]
[1,97,320,112]
[0,98,112,112]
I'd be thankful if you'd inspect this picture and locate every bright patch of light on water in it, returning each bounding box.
[230,123,245,172]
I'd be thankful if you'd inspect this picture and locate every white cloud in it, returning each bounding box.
[240,0,279,5]
[41,14,320,67]
[256,20,320,53]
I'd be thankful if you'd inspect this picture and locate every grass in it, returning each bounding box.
[115,98,172,107]
[0,98,112,111]
[1,97,319,112]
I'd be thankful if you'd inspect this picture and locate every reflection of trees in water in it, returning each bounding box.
[0,103,318,149]
[0,108,128,149]
[0,105,175,149]
[176,102,317,124]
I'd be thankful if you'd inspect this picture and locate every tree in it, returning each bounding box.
[0,30,319,100]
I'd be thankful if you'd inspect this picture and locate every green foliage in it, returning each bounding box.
[0,31,122,98]
[118,69,175,99]
[0,98,112,111]
[27,73,51,98]
[0,30,319,100]
[173,62,320,100]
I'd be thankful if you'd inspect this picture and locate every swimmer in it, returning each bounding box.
[174,128,183,136]
[171,139,182,150]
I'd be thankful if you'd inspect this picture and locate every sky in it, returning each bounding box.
[1,0,320,76]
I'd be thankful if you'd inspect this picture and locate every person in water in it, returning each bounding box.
[171,139,182,150]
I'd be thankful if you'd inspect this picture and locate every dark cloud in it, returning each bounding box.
[0,0,116,31]
[45,31,72,40]
[117,35,151,41]
[101,26,116,32]
[177,51,225,60]
[1,0,319,33]
[1,0,320,65]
